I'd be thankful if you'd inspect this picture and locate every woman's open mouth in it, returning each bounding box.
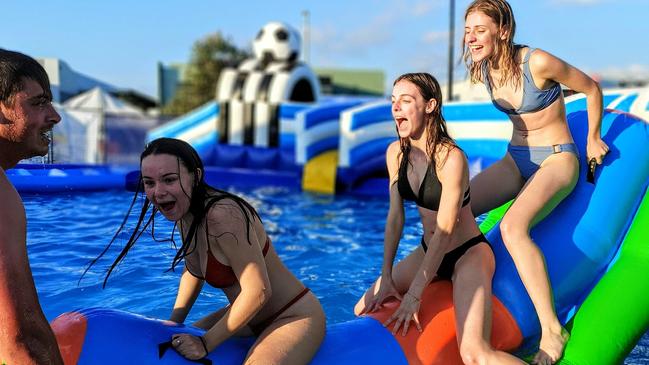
[395,117,409,131]
[158,201,176,213]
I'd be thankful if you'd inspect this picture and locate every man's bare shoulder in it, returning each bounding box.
[0,167,23,204]
[0,168,25,239]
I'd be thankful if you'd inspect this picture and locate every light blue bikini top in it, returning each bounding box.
[482,47,562,115]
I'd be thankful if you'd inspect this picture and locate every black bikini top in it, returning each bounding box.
[397,147,470,211]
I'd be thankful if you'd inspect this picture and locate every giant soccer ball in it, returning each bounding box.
[252,22,301,64]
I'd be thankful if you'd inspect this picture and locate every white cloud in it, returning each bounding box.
[406,57,442,73]
[412,1,435,17]
[310,24,339,49]
[422,31,448,44]
[594,64,649,81]
[310,23,390,58]
[310,0,441,58]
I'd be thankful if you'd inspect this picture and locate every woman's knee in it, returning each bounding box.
[353,283,377,316]
[499,216,529,247]
[353,301,363,316]
[459,342,489,365]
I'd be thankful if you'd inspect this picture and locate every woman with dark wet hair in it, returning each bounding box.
[89,138,325,364]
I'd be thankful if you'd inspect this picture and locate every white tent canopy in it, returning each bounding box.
[64,86,144,117]
[23,88,158,164]
[53,104,100,163]
[57,87,158,164]
[20,103,99,164]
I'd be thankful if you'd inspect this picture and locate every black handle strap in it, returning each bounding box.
[587,158,597,184]
[158,340,213,365]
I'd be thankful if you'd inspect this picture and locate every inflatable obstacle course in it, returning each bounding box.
[54,110,649,363]
[7,164,129,194]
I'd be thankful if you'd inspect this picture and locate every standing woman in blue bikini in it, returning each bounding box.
[463,1,609,364]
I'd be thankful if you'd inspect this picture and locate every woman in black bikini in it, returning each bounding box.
[89,138,325,364]
[354,73,524,364]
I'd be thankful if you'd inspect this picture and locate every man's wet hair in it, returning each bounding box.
[0,49,52,105]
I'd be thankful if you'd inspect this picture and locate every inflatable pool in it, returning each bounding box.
[147,88,648,196]
[124,143,302,191]
[52,109,649,364]
[7,164,129,194]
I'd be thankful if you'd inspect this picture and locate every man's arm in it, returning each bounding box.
[0,170,63,365]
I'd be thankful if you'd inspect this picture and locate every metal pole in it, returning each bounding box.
[48,129,54,163]
[95,106,106,164]
[447,0,455,101]
[302,10,311,63]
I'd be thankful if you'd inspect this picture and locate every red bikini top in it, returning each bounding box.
[203,236,271,288]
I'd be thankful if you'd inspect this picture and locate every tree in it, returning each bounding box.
[163,32,250,116]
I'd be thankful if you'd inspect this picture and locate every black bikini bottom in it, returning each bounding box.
[421,233,491,280]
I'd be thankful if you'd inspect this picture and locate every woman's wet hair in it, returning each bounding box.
[462,0,522,89]
[83,137,261,287]
[393,72,456,167]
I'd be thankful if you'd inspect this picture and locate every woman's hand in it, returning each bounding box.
[383,292,423,336]
[587,136,609,165]
[171,333,209,360]
[363,276,402,314]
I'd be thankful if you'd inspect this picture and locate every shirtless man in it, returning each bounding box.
[0,49,64,364]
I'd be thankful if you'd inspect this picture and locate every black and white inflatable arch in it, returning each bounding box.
[215,21,320,147]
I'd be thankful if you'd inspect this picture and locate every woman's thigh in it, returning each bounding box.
[503,152,579,230]
[245,292,325,365]
[354,248,424,314]
[470,153,525,217]
[452,243,496,344]
[362,248,424,297]
[392,247,426,291]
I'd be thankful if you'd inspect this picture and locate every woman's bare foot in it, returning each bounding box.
[532,326,569,365]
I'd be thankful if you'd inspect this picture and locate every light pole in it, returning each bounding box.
[447,0,455,101]
[302,10,311,63]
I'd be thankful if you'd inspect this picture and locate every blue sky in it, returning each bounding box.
[2,0,647,99]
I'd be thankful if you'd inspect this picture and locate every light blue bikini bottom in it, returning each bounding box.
[507,143,580,180]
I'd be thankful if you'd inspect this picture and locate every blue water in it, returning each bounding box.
[25,187,648,363]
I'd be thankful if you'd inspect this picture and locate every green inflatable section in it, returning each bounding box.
[477,191,649,364]
[478,202,511,234]
[559,188,649,365]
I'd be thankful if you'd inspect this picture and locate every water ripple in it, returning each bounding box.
[21,188,648,361]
